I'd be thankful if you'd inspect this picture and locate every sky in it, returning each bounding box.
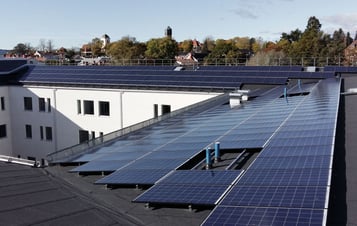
[1,0,357,50]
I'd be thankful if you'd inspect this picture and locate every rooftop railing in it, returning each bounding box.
[41,56,352,67]
[46,93,229,164]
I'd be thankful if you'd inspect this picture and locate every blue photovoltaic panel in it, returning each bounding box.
[121,158,186,170]
[202,206,325,226]
[70,153,107,163]
[157,170,243,185]
[69,160,131,172]
[133,170,243,205]
[133,184,230,205]
[250,155,331,170]
[93,151,146,161]
[220,186,327,209]
[259,145,333,157]
[236,168,330,186]
[266,136,334,147]
[95,169,172,185]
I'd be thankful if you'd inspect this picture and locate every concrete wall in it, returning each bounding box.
[2,85,219,160]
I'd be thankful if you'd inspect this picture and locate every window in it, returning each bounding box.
[39,98,46,112]
[1,97,5,110]
[40,126,44,140]
[83,100,94,115]
[153,104,158,118]
[99,101,110,116]
[25,124,32,138]
[45,127,52,141]
[0,124,6,138]
[24,97,33,111]
[79,130,89,143]
[77,100,81,114]
[47,98,51,112]
[161,104,171,115]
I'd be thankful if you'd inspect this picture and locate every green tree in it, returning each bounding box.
[179,39,193,53]
[91,38,103,57]
[145,37,178,59]
[107,36,146,64]
[12,43,32,56]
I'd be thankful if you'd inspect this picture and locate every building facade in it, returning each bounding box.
[0,83,218,161]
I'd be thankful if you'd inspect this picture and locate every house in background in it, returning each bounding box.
[344,40,357,65]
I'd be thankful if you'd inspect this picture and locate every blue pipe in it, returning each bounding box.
[206,147,212,169]
[214,142,220,162]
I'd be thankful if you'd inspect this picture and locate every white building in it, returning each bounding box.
[0,60,221,162]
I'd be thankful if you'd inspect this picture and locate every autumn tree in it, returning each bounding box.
[145,37,178,59]
[107,36,146,64]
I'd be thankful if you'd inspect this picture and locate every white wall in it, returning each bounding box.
[3,85,219,160]
[0,86,12,155]
[8,86,55,160]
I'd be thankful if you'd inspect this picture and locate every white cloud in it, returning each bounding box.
[232,8,258,19]
[321,13,357,33]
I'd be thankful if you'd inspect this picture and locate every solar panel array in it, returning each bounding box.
[54,73,340,225]
[66,81,311,186]
[18,65,335,91]
[202,78,340,226]
[133,170,243,205]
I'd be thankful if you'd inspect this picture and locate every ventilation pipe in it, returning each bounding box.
[214,142,221,163]
[206,147,212,169]
[284,87,288,102]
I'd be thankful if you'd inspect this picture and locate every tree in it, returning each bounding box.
[178,39,193,53]
[107,36,146,63]
[47,40,54,53]
[90,38,103,57]
[145,37,178,59]
[12,43,32,56]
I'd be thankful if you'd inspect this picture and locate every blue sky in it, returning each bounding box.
[1,0,357,49]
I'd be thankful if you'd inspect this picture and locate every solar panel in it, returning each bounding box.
[236,168,330,186]
[202,206,325,226]
[259,145,333,157]
[134,184,230,205]
[221,185,328,209]
[69,160,131,172]
[156,170,243,185]
[250,156,331,170]
[95,169,172,185]
[133,170,243,205]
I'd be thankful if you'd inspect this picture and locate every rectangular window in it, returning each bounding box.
[45,127,52,141]
[47,98,51,112]
[83,100,94,115]
[24,97,33,111]
[77,100,81,114]
[40,126,44,140]
[25,124,32,138]
[0,124,6,138]
[99,101,110,116]
[79,130,89,143]
[39,98,46,112]
[1,97,5,111]
[153,104,158,118]
[161,104,171,115]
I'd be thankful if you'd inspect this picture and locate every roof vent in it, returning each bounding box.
[229,90,249,108]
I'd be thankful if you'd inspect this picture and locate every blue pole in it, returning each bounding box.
[298,79,302,91]
[206,147,212,169]
[214,142,220,163]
